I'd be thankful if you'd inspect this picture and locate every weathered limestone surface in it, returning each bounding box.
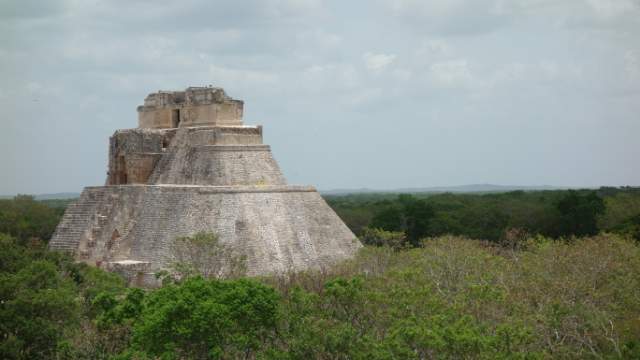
[137,87,243,129]
[49,87,361,286]
[147,127,285,186]
[51,185,358,281]
[106,128,175,185]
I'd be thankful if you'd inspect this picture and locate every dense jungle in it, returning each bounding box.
[1,188,639,359]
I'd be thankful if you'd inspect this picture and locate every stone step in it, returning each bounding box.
[49,188,119,253]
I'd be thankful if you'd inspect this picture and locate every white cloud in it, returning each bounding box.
[347,87,384,107]
[385,0,640,34]
[420,39,451,57]
[491,62,528,84]
[429,59,473,87]
[363,52,397,72]
[482,60,586,94]
[410,39,454,70]
[2,0,640,193]
[389,0,475,17]
[538,61,560,80]
[298,63,361,96]
[0,0,64,19]
[624,50,640,78]
[208,64,279,87]
[385,0,510,34]
[585,0,639,19]
[272,0,324,15]
[391,68,413,82]
[296,29,342,49]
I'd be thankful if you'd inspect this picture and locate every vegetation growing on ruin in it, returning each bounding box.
[1,188,640,359]
[161,231,247,282]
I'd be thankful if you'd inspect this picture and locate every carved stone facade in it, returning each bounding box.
[137,87,243,129]
[49,87,361,286]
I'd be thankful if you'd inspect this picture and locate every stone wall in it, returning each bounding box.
[138,108,175,129]
[137,87,244,129]
[49,185,361,285]
[177,102,243,128]
[125,154,162,184]
[106,128,175,185]
[149,145,285,186]
[107,126,265,186]
[147,127,284,186]
[68,186,146,266]
[187,126,263,146]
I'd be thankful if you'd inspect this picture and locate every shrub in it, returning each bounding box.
[0,237,80,359]
[129,277,280,359]
[359,227,407,249]
[165,231,246,281]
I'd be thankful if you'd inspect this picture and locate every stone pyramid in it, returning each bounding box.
[49,86,361,286]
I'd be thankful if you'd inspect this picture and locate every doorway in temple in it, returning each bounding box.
[171,109,180,128]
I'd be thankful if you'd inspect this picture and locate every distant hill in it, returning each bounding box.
[0,192,80,200]
[320,184,570,196]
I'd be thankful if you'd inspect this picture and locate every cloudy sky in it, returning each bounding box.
[1,0,639,194]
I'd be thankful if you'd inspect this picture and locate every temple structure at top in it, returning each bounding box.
[106,87,267,186]
[137,87,244,128]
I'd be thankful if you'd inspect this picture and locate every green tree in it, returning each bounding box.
[401,195,436,246]
[555,190,605,237]
[0,195,63,244]
[370,205,404,232]
[0,233,128,359]
[612,214,640,242]
[370,195,435,246]
[0,237,79,359]
[129,277,280,359]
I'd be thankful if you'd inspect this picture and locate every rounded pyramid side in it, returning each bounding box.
[147,127,286,186]
[124,185,362,276]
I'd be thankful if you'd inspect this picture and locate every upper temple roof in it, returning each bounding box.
[137,86,244,129]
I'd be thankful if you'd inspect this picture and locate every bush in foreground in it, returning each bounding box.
[266,234,640,359]
[2,232,639,359]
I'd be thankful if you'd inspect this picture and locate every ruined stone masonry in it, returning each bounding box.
[49,86,361,286]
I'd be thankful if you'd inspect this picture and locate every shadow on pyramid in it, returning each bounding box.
[49,86,361,286]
